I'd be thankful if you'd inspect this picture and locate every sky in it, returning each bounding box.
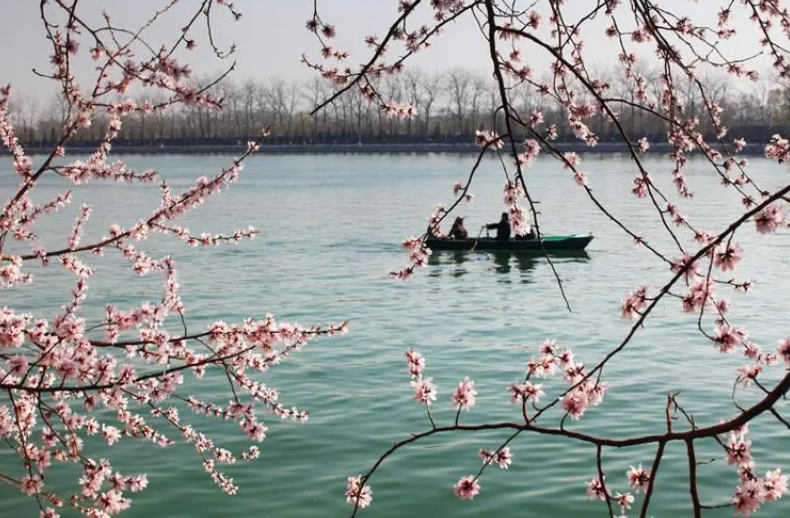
[0,0,772,102]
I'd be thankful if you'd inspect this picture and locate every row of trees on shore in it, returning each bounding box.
[8,67,790,145]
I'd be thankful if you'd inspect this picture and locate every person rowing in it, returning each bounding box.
[486,212,511,241]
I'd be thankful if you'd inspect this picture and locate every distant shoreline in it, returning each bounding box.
[2,141,768,156]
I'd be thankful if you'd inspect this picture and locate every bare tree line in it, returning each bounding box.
[8,66,790,145]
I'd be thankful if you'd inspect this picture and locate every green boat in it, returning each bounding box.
[425,234,593,252]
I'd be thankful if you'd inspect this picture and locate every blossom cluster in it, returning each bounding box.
[523,340,609,421]
[724,426,789,515]
[0,2,352,516]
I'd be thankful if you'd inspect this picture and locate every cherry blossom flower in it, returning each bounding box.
[411,377,437,405]
[626,464,651,492]
[406,348,426,378]
[453,476,480,499]
[620,286,648,319]
[715,323,747,353]
[508,381,544,403]
[727,433,753,465]
[616,492,634,511]
[671,253,700,282]
[737,363,762,387]
[714,243,743,272]
[586,476,606,501]
[754,205,785,234]
[20,475,44,496]
[345,476,372,508]
[732,480,764,515]
[474,129,503,149]
[763,469,789,501]
[778,338,790,364]
[452,377,477,410]
[480,447,513,469]
[562,391,588,420]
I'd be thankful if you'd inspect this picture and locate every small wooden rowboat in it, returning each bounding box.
[425,234,593,252]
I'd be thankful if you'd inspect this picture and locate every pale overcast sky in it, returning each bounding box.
[0,1,771,100]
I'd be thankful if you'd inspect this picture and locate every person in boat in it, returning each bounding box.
[486,212,511,241]
[515,223,537,240]
[447,216,469,240]
[515,229,537,240]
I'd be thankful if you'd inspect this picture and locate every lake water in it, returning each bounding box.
[2,153,790,518]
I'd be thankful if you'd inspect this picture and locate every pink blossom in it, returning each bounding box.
[345,476,372,508]
[474,129,503,149]
[586,476,606,500]
[778,338,790,364]
[739,462,757,483]
[21,475,43,495]
[563,152,581,168]
[671,253,700,282]
[732,480,764,515]
[743,342,762,359]
[714,242,743,271]
[102,425,122,445]
[631,26,651,42]
[626,464,651,492]
[763,469,789,501]
[557,349,574,365]
[126,475,148,492]
[737,363,762,386]
[683,279,714,313]
[453,475,480,499]
[632,176,648,198]
[6,354,29,376]
[480,446,513,469]
[563,362,586,384]
[503,180,522,205]
[573,170,589,187]
[562,391,588,420]
[585,381,609,406]
[727,433,752,465]
[508,381,544,403]
[754,204,785,234]
[714,323,746,353]
[765,134,790,163]
[452,377,477,410]
[527,355,559,377]
[406,348,425,378]
[616,492,634,511]
[98,490,131,514]
[539,339,557,355]
[620,286,648,319]
[411,377,437,405]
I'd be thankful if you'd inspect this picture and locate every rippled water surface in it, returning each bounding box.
[2,153,790,518]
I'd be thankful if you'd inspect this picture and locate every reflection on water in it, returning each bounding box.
[429,250,591,283]
[427,250,470,278]
[491,251,512,275]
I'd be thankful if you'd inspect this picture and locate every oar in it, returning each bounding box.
[471,225,486,251]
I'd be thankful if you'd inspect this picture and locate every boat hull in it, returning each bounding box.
[425,234,593,252]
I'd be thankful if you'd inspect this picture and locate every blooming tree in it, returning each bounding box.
[303,0,790,516]
[1,2,347,517]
